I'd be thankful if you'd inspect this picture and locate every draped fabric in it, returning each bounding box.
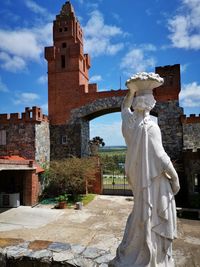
[109,108,177,267]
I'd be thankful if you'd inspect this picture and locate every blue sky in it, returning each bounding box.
[0,0,200,146]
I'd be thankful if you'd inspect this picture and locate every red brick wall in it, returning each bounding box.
[89,156,103,194]
[23,171,40,206]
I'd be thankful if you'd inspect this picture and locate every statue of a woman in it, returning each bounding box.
[109,73,180,267]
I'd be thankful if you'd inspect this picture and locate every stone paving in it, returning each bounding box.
[0,195,200,266]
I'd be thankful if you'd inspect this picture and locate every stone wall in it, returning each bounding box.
[0,238,113,267]
[156,100,184,160]
[35,121,50,164]
[50,98,184,161]
[0,107,49,165]
[50,123,82,159]
[50,96,123,160]
[182,122,200,151]
[183,150,200,208]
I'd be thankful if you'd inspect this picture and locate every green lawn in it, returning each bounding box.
[99,147,127,157]
[39,194,96,207]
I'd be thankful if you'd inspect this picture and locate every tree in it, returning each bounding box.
[43,157,96,200]
[89,136,105,156]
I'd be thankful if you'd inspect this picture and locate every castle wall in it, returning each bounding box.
[35,122,50,164]
[50,123,82,159]
[181,115,200,151]
[50,96,184,161]
[0,123,36,160]
[183,150,200,207]
[0,107,49,165]
[157,101,184,160]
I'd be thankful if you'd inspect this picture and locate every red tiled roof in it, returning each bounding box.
[0,155,28,161]
[0,155,44,173]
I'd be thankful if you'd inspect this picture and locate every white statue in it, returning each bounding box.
[109,72,180,267]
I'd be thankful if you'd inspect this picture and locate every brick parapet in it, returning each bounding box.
[180,114,200,124]
[0,106,48,124]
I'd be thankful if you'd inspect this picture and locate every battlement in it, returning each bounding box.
[0,106,48,124]
[181,114,200,124]
[154,64,180,102]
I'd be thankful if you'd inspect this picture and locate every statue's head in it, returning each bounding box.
[132,94,156,112]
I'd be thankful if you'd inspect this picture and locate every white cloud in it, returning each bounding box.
[0,77,9,92]
[90,121,125,146]
[0,23,52,72]
[0,52,26,72]
[13,92,40,105]
[25,0,53,21]
[180,82,200,107]
[25,0,47,15]
[84,10,124,57]
[0,30,41,60]
[180,63,189,73]
[37,75,48,84]
[140,44,157,52]
[89,75,102,83]
[168,0,200,50]
[120,47,156,75]
[0,0,53,72]
[112,12,121,22]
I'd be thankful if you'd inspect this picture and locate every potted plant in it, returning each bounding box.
[89,136,105,156]
[55,194,68,209]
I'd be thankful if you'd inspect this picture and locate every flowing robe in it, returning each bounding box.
[109,108,177,267]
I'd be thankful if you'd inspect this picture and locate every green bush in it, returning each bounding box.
[41,157,96,201]
[55,194,68,203]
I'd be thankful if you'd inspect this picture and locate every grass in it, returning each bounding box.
[81,194,96,205]
[99,148,127,157]
[39,194,96,207]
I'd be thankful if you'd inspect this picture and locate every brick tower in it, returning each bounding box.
[45,1,91,125]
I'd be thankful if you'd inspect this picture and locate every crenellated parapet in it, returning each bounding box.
[154,64,181,102]
[0,106,48,124]
[181,114,200,151]
[180,114,200,124]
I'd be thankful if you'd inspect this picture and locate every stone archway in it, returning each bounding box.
[50,95,184,161]
[71,96,124,157]
[50,96,123,159]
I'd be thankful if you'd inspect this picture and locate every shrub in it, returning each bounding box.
[55,194,68,203]
[42,157,96,200]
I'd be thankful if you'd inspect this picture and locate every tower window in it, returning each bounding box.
[194,174,200,193]
[59,28,62,32]
[62,43,67,48]
[61,135,67,144]
[83,60,85,72]
[61,55,66,68]
[64,27,68,31]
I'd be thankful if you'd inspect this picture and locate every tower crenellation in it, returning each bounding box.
[0,106,48,124]
[154,64,181,102]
